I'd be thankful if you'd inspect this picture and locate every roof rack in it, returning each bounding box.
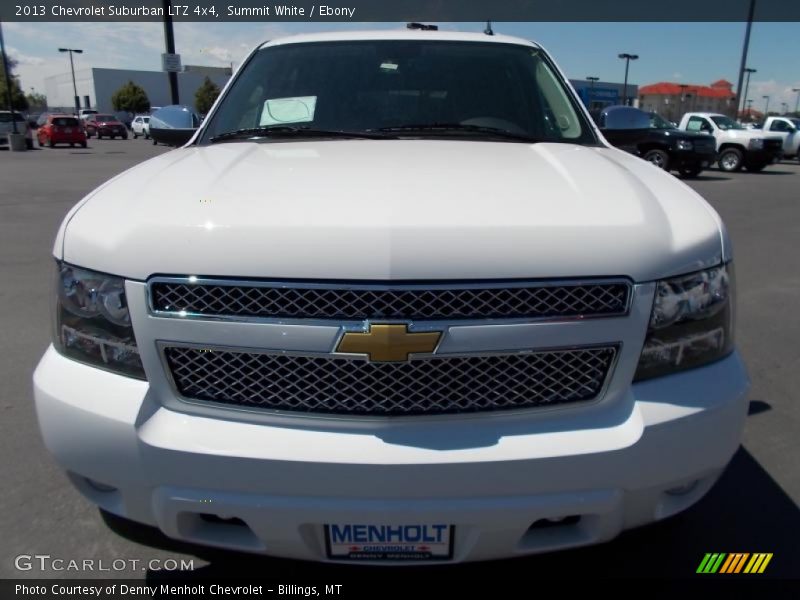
[406,22,438,31]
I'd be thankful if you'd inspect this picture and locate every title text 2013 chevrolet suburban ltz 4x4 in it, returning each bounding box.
[34,30,750,563]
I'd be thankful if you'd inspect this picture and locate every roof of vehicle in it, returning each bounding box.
[260,29,540,50]
[683,112,727,118]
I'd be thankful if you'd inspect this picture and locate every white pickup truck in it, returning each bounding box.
[678,112,783,172]
[34,29,749,564]
[754,116,800,161]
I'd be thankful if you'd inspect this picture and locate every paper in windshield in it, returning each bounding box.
[260,96,317,126]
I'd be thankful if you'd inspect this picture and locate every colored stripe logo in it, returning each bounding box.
[697,553,773,574]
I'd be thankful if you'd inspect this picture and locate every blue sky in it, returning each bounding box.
[4,21,799,111]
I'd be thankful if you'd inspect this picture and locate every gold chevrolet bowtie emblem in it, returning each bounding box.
[336,324,441,362]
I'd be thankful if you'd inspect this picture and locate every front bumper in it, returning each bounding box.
[34,346,749,563]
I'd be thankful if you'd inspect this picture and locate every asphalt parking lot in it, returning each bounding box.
[0,138,798,580]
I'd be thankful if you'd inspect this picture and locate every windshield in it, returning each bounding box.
[710,115,745,130]
[52,117,79,126]
[201,40,596,145]
[649,112,674,130]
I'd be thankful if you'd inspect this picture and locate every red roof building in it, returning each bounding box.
[638,80,737,121]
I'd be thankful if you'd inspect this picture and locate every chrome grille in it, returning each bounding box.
[150,280,630,321]
[164,346,618,416]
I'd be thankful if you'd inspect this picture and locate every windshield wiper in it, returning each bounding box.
[209,126,391,143]
[370,123,543,142]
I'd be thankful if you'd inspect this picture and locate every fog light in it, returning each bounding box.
[665,480,699,496]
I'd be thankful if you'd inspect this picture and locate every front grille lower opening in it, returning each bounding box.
[164,346,617,417]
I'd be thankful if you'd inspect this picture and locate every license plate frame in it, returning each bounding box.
[324,524,454,561]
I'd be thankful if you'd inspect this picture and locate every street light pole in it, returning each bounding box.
[762,95,770,115]
[586,76,599,108]
[162,0,179,105]
[742,67,756,119]
[618,53,639,106]
[58,47,83,115]
[734,0,757,116]
[0,21,18,134]
[793,88,800,114]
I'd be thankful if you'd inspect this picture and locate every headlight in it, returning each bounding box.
[675,139,694,151]
[748,138,764,149]
[53,262,146,379]
[634,263,735,381]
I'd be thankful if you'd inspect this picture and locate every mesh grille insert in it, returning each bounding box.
[164,346,617,416]
[151,281,630,321]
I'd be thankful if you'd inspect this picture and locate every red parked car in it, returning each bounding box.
[84,114,128,139]
[37,115,87,148]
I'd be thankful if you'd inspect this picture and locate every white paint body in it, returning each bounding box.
[760,116,800,157]
[35,30,749,563]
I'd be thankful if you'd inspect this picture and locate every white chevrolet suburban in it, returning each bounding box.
[678,112,783,172]
[34,30,750,563]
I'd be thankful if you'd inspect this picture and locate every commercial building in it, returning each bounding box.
[569,79,639,111]
[44,66,231,113]
[638,80,737,122]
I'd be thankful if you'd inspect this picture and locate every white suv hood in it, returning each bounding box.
[61,140,725,282]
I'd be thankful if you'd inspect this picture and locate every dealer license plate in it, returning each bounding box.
[324,523,453,561]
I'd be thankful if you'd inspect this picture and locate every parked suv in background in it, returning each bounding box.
[593,106,716,178]
[84,114,128,139]
[678,112,782,172]
[34,29,749,564]
[0,110,34,149]
[131,115,151,139]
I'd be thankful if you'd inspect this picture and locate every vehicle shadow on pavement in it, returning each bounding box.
[99,444,799,580]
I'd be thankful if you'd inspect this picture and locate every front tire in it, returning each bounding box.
[26,139,33,150]
[643,149,670,170]
[718,148,743,172]
[133,132,138,139]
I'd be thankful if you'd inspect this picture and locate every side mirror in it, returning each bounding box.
[149,105,201,147]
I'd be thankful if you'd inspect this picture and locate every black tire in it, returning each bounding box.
[718,148,743,172]
[643,149,670,170]
[121,134,128,140]
[152,138,157,145]
[133,132,138,139]
[26,139,33,150]
[48,138,54,148]
[81,142,87,148]
[679,165,703,179]
[38,136,45,147]
[110,134,115,139]
[745,162,767,172]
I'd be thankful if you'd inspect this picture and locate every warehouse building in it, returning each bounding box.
[569,79,639,111]
[44,65,231,113]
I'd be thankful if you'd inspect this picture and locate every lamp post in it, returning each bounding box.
[781,102,788,115]
[746,98,753,120]
[762,95,770,115]
[742,67,756,119]
[793,88,800,114]
[0,21,18,134]
[618,53,639,106]
[58,47,83,115]
[734,0,757,116]
[586,76,599,108]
